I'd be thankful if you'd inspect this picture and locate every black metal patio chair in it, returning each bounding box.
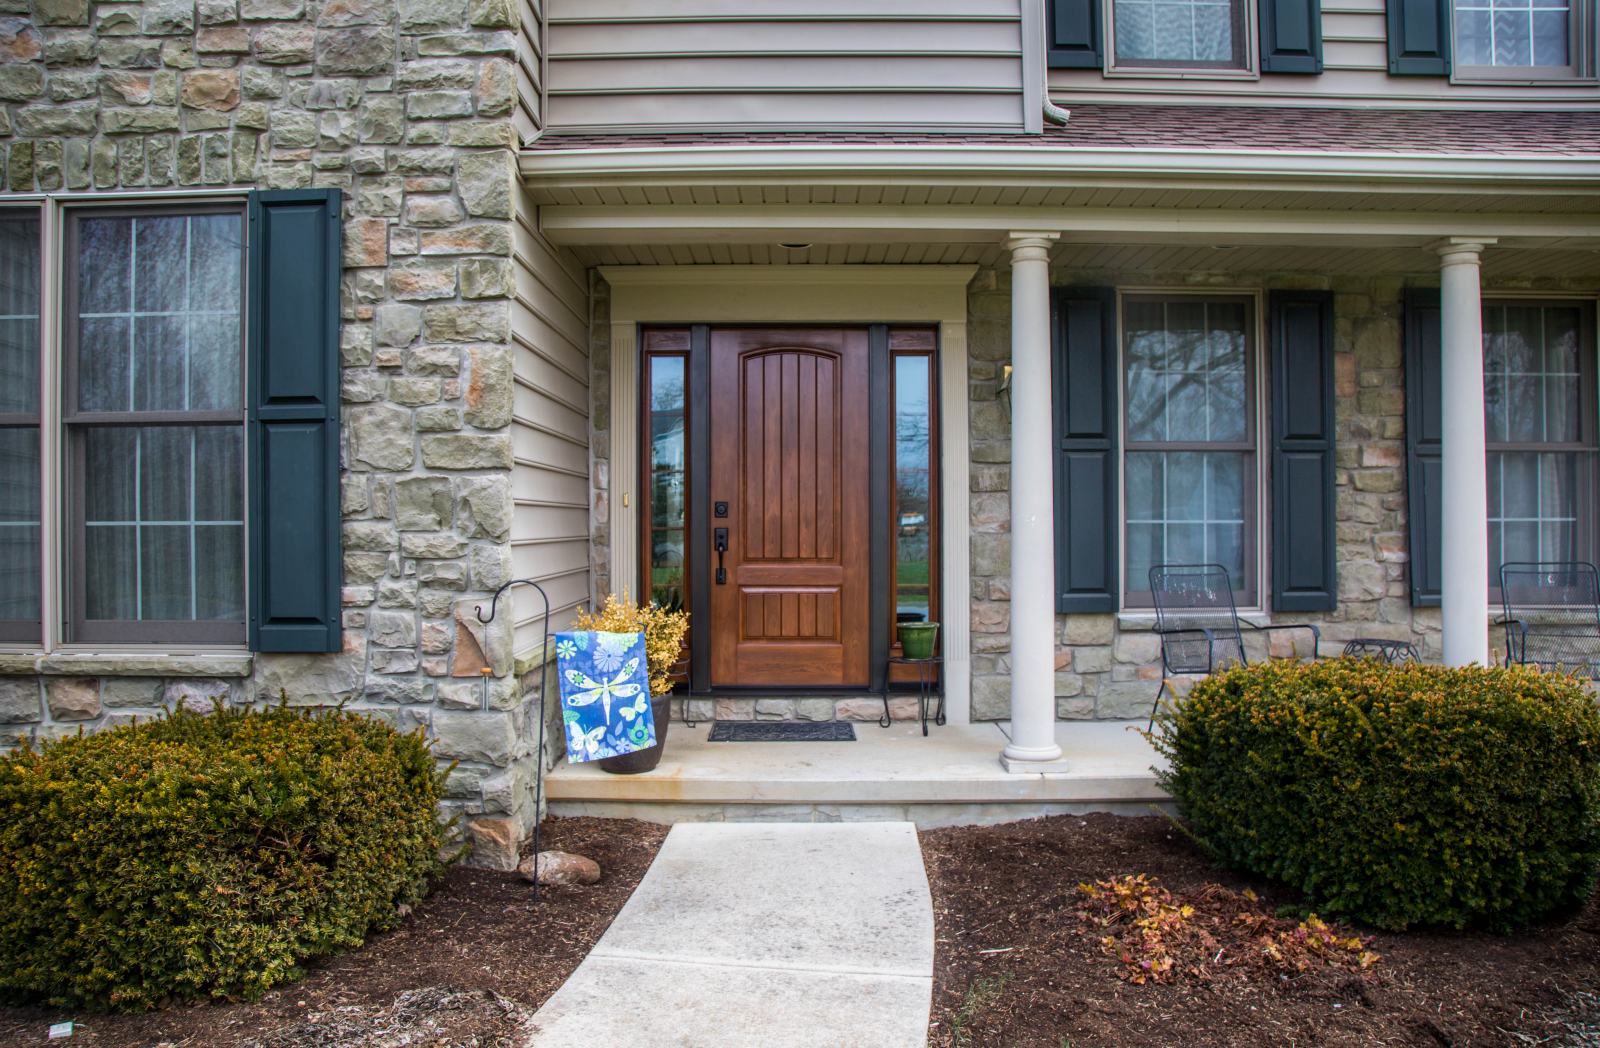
[1148,563,1321,727]
[1498,561,1600,679]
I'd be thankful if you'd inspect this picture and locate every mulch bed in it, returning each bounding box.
[0,817,667,1048]
[923,814,1600,1048]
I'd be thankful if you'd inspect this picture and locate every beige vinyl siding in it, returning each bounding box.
[1051,0,1600,104]
[545,0,1028,132]
[511,187,590,654]
[515,0,543,142]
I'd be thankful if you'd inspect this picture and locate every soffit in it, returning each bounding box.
[571,241,1600,280]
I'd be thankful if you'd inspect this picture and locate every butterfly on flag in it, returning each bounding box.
[554,630,657,763]
[566,722,607,759]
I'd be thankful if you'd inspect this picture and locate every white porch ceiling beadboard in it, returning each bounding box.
[569,241,1600,279]
[572,242,1000,268]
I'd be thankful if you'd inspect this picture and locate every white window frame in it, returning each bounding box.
[1114,288,1269,613]
[1450,0,1597,82]
[1103,0,1262,78]
[1480,290,1600,608]
[0,190,250,656]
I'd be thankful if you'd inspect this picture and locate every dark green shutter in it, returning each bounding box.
[1260,0,1324,72]
[1053,287,1118,613]
[1387,0,1451,74]
[1048,0,1104,68]
[1269,291,1337,611]
[247,189,343,653]
[1404,288,1443,606]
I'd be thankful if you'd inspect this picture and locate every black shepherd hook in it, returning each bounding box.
[474,579,554,901]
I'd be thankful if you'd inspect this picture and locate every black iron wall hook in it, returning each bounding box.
[472,578,555,900]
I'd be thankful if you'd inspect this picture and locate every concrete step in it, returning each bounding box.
[669,695,932,723]
[546,720,1171,826]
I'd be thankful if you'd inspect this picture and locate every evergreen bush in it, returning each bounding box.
[1154,659,1600,930]
[0,705,448,1010]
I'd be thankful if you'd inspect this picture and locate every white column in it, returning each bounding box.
[1001,233,1068,773]
[1437,238,1495,666]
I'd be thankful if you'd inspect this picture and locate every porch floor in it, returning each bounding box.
[545,720,1169,826]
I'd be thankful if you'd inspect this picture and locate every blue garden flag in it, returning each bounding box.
[555,631,657,763]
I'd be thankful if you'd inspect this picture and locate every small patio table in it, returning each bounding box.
[1340,638,1420,663]
[881,655,945,735]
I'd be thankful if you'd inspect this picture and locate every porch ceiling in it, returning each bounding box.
[532,184,1600,276]
[564,241,1600,280]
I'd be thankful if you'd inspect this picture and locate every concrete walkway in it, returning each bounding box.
[525,822,934,1048]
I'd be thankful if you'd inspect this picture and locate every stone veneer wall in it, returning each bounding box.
[966,266,1600,721]
[0,0,542,868]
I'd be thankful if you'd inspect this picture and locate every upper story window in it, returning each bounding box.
[1111,0,1250,69]
[1454,0,1589,76]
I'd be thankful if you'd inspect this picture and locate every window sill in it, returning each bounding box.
[0,652,254,678]
[1450,71,1595,85]
[1115,611,1271,631]
[1101,66,1260,80]
[514,647,553,676]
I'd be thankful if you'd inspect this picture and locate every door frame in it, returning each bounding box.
[603,265,977,724]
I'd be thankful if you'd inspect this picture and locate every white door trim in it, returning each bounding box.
[603,264,978,724]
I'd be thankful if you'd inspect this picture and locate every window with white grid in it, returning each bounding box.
[0,211,40,641]
[1122,296,1258,605]
[1112,0,1249,68]
[65,207,246,644]
[1456,0,1575,70]
[1485,301,1597,592]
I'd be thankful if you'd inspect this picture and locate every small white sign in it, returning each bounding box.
[47,1022,73,1040]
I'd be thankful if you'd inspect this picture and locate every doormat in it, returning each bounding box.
[708,721,857,742]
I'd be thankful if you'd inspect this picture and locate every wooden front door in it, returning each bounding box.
[708,328,871,687]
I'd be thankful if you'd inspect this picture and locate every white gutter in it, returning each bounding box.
[519,142,1600,190]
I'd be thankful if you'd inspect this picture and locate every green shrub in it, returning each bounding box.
[1154,659,1600,931]
[0,705,449,1010]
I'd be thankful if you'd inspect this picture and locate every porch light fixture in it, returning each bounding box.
[778,242,812,250]
[999,363,1013,418]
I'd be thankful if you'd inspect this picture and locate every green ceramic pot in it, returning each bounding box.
[897,622,940,661]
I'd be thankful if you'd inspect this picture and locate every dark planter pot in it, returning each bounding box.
[897,622,940,660]
[598,693,672,775]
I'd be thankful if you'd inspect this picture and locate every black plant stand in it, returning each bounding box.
[881,656,945,736]
[474,579,550,900]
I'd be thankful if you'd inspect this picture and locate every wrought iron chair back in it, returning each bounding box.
[1148,563,1248,674]
[1499,561,1600,678]
[1146,562,1321,727]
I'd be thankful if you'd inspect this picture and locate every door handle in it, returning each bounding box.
[714,527,728,585]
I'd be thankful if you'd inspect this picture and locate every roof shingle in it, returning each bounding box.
[528,104,1600,158]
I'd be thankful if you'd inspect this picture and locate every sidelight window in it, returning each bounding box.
[891,331,939,641]
[642,339,689,611]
